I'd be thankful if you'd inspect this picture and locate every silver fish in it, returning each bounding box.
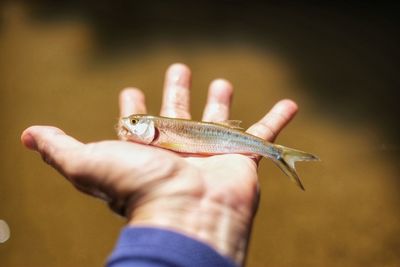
[118,115,319,190]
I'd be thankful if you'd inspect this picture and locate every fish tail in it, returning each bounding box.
[263,143,319,190]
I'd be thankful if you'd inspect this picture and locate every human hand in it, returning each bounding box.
[21,63,298,265]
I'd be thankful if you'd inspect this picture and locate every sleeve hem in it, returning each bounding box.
[107,226,238,267]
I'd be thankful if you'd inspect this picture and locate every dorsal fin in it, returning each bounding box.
[215,120,244,130]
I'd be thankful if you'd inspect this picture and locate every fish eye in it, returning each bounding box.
[131,118,138,124]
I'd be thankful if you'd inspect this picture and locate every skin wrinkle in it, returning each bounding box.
[162,85,191,118]
[203,79,232,121]
[161,64,191,118]
[203,103,229,121]
[68,143,150,208]
[20,64,299,266]
[131,196,251,264]
[269,110,291,122]
[263,112,290,133]
[39,139,72,177]
[124,163,203,218]
[199,198,249,263]
[39,140,55,165]
[249,123,277,141]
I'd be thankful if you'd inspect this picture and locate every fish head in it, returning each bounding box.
[118,115,155,144]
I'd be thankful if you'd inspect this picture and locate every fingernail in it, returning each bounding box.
[23,133,37,150]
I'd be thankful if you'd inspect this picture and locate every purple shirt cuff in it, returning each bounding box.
[107,227,238,267]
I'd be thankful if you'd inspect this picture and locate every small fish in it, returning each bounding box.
[118,115,319,190]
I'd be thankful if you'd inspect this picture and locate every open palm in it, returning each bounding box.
[21,63,297,264]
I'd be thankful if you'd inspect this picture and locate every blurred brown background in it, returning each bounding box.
[1,1,399,266]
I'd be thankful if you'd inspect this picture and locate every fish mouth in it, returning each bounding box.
[116,122,132,139]
[118,127,131,137]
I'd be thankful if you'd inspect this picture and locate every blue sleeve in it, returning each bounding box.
[107,227,238,267]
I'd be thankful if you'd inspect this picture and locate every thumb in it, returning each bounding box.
[21,126,83,176]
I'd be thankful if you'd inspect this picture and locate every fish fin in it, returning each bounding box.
[267,144,319,190]
[215,120,244,130]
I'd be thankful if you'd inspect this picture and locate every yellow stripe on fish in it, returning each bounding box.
[118,114,319,190]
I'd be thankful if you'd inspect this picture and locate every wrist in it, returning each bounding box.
[127,195,255,266]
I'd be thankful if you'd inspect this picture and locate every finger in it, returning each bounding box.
[160,63,191,119]
[21,126,116,201]
[21,126,83,176]
[247,99,298,142]
[119,88,147,117]
[202,79,233,122]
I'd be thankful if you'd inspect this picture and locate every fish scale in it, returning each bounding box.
[119,114,319,190]
[154,118,262,154]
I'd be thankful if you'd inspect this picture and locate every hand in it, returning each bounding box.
[21,63,298,265]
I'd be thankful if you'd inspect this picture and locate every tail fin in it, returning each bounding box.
[269,144,319,190]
